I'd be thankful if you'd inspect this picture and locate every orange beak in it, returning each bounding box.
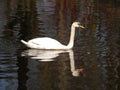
[79,25,85,29]
[78,68,84,72]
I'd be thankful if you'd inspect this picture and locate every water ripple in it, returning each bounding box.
[0,53,18,78]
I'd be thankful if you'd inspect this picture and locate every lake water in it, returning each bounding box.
[0,0,120,90]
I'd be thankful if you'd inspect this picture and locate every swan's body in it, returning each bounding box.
[21,22,84,49]
[21,37,67,49]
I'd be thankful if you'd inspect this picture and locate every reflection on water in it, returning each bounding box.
[21,49,84,90]
[22,49,69,62]
[0,0,120,90]
[21,49,84,77]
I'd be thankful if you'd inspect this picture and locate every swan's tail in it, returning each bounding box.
[21,40,28,46]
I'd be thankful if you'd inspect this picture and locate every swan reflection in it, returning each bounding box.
[21,49,84,77]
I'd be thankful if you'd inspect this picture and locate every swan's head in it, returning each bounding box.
[72,22,85,29]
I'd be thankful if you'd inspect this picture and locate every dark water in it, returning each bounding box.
[0,0,120,90]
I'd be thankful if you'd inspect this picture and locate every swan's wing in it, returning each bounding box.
[28,37,65,49]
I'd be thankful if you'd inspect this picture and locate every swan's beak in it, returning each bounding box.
[78,68,84,72]
[79,25,85,29]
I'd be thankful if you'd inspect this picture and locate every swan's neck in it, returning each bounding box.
[66,25,76,49]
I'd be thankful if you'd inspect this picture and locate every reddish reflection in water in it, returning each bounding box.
[0,0,120,90]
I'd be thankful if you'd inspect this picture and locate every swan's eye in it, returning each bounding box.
[78,24,81,26]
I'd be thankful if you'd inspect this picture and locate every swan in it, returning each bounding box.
[21,22,85,49]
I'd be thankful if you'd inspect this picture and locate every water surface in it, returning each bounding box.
[0,0,120,90]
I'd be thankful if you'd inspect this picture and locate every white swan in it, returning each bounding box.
[21,22,85,49]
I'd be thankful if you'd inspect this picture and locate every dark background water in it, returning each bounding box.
[0,0,120,90]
